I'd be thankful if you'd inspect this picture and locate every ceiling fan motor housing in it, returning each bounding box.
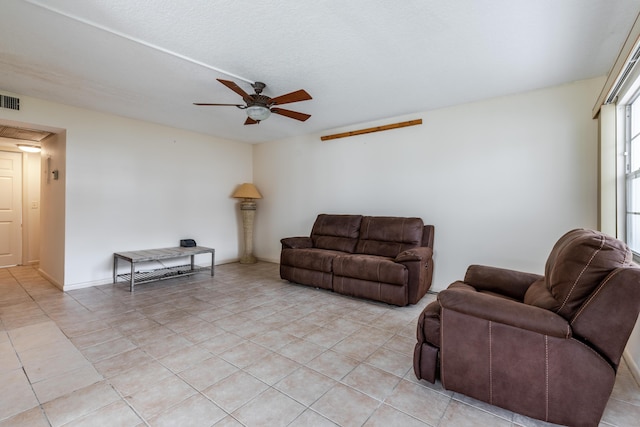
[252,94,271,108]
[251,82,266,94]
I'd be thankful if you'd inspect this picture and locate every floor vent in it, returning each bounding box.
[0,95,20,110]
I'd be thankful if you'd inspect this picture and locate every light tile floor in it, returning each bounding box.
[0,262,639,426]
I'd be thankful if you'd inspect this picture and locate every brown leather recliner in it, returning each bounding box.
[414,229,640,427]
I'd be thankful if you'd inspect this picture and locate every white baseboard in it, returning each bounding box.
[61,259,240,292]
[37,268,63,291]
[63,277,113,291]
[43,258,276,292]
[624,349,640,385]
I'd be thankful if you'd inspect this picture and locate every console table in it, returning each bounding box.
[113,246,215,292]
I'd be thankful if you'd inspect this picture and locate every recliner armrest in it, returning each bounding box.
[281,236,313,249]
[395,247,433,263]
[463,264,543,301]
[438,288,571,339]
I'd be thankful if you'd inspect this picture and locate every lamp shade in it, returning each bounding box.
[232,183,262,199]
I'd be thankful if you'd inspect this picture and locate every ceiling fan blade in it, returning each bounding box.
[269,89,312,106]
[271,108,311,122]
[244,117,259,125]
[217,79,252,101]
[193,103,244,106]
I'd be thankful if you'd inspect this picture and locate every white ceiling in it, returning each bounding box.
[1,0,639,144]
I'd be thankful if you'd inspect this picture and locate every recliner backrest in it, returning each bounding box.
[570,267,640,367]
[355,216,424,258]
[524,228,632,320]
[311,214,363,253]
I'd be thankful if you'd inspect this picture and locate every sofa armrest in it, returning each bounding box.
[463,264,543,301]
[396,246,435,305]
[281,236,313,249]
[438,288,570,339]
[395,247,433,263]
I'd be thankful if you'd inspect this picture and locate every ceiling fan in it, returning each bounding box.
[194,79,312,125]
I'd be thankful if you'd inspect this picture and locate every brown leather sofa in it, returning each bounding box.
[414,228,640,426]
[280,214,435,306]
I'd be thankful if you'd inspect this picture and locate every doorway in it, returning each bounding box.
[0,128,44,268]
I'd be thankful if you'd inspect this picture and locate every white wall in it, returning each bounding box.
[39,132,66,287]
[0,78,605,293]
[627,318,640,380]
[253,77,604,291]
[0,94,253,289]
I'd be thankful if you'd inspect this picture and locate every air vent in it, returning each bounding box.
[0,95,20,110]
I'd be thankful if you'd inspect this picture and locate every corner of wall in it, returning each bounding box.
[38,267,63,291]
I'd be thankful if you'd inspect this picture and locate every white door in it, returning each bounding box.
[0,151,22,267]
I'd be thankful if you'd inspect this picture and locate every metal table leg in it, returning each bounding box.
[130,261,135,292]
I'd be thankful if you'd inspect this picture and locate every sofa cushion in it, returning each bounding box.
[355,216,424,258]
[311,214,363,253]
[333,254,408,286]
[524,228,632,319]
[333,276,409,306]
[281,248,344,273]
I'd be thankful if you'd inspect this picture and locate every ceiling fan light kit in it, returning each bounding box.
[246,105,271,121]
[194,79,312,125]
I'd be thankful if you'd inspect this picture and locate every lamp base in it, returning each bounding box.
[239,200,257,264]
[239,254,257,264]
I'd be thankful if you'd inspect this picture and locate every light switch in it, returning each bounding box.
[31,201,38,209]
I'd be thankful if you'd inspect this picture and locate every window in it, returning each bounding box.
[601,33,640,256]
[626,98,640,256]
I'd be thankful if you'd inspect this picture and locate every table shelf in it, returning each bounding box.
[115,264,210,286]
